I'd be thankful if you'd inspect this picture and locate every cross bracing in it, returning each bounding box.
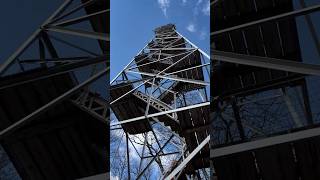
[110,24,211,180]
[211,0,320,179]
[0,0,110,179]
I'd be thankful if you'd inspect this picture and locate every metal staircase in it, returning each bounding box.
[71,90,109,124]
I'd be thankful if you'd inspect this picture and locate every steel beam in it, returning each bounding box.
[115,36,184,80]
[211,4,320,36]
[70,100,108,124]
[110,79,152,105]
[211,126,320,158]
[137,135,174,179]
[52,9,109,27]
[70,91,109,124]
[126,51,190,71]
[38,38,47,67]
[19,56,90,63]
[0,68,109,139]
[138,133,148,174]
[165,63,210,76]
[45,26,109,41]
[142,152,180,159]
[50,0,97,24]
[165,135,210,180]
[127,70,209,86]
[212,50,320,76]
[126,133,131,180]
[146,47,196,51]
[0,55,108,90]
[111,39,152,84]
[49,34,100,56]
[41,31,59,59]
[0,0,74,75]
[176,30,210,59]
[110,102,210,126]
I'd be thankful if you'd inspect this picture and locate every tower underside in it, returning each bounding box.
[211,0,320,179]
[0,0,110,179]
[110,24,210,179]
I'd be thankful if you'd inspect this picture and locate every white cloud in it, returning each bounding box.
[202,1,210,16]
[158,0,170,17]
[186,23,196,33]
[199,30,206,40]
[110,129,125,140]
[193,0,203,16]
[110,172,120,180]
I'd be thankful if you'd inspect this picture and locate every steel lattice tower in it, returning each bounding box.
[110,24,211,179]
[0,0,109,179]
[211,0,320,180]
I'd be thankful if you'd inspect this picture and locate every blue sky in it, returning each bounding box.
[110,0,210,79]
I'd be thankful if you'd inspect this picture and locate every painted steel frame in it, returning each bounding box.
[0,0,110,178]
[110,27,211,179]
[210,0,320,176]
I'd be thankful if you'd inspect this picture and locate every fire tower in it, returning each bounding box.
[110,24,210,179]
